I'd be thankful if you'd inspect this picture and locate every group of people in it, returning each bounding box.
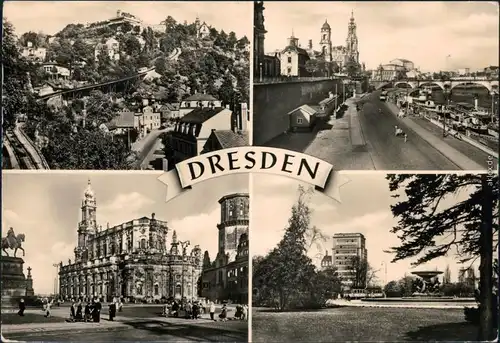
[162,300,248,322]
[67,298,123,323]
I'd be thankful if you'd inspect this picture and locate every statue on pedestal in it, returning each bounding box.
[1,227,26,257]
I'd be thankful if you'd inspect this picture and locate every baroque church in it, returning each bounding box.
[277,11,363,77]
[58,180,204,303]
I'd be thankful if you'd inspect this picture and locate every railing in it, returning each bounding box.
[254,76,336,85]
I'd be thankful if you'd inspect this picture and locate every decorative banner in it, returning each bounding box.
[157,147,350,202]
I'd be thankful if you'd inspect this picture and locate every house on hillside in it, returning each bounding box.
[195,17,210,39]
[102,111,137,135]
[169,106,232,165]
[94,38,120,61]
[179,93,222,117]
[41,63,70,80]
[158,103,180,121]
[21,41,47,62]
[288,104,318,132]
[34,81,62,96]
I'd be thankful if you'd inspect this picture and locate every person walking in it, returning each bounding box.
[84,301,91,322]
[192,302,199,320]
[209,301,215,321]
[18,299,26,316]
[242,304,248,321]
[109,299,116,321]
[404,133,408,143]
[44,299,52,318]
[76,301,83,321]
[95,298,102,323]
[219,304,227,322]
[69,301,76,321]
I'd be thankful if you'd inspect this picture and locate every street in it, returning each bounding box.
[2,305,248,342]
[132,128,168,169]
[268,92,494,170]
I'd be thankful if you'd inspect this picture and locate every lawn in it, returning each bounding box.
[1,313,67,325]
[252,307,477,342]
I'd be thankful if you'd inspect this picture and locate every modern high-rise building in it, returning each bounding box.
[332,233,367,289]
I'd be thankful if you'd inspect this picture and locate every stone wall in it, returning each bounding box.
[253,79,344,145]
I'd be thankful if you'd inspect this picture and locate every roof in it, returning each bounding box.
[184,93,218,102]
[287,104,318,116]
[211,130,249,149]
[282,45,309,56]
[393,58,412,63]
[322,20,330,30]
[319,96,337,106]
[321,255,332,264]
[109,111,135,128]
[180,107,227,124]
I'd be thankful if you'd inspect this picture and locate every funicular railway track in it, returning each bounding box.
[4,128,50,169]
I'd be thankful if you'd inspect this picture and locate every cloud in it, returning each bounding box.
[262,1,498,70]
[168,209,219,258]
[99,192,155,226]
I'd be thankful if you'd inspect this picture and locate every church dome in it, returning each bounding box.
[322,20,330,30]
[84,179,94,198]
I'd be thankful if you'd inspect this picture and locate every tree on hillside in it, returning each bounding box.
[2,19,32,132]
[218,75,234,106]
[386,174,498,340]
[42,128,132,169]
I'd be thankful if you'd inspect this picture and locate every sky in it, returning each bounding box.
[3,1,252,39]
[252,172,484,286]
[262,1,499,72]
[2,171,248,295]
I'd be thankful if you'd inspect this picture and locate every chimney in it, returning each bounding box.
[151,213,155,219]
[308,39,313,50]
[325,250,328,256]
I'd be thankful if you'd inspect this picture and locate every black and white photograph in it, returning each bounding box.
[253,1,499,170]
[252,172,498,341]
[1,172,249,341]
[2,1,251,171]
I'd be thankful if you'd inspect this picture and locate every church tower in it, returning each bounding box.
[77,179,97,247]
[319,19,332,62]
[345,11,359,64]
[75,179,97,262]
[254,1,267,77]
[216,193,249,264]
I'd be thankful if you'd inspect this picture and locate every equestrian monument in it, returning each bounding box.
[1,227,32,307]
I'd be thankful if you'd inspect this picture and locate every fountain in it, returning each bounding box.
[411,270,443,296]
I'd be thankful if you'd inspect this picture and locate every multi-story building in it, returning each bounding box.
[332,233,367,289]
[21,41,47,62]
[58,180,203,303]
[280,33,310,77]
[41,63,71,80]
[201,193,249,304]
[178,93,223,117]
[389,59,415,72]
[168,103,233,166]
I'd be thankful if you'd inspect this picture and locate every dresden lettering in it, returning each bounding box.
[186,150,320,181]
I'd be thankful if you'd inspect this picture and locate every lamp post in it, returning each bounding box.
[259,62,263,83]
[381,261,387,297]
[442,83,451,137]
[490,91,497,125]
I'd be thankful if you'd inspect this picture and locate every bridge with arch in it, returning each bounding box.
[372,78,499,93]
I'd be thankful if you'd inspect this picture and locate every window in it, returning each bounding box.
[323,34,326,40]
[287,57,292,63]
[297,118,303,124]
[154,284,159,296]
[140,238,146,249]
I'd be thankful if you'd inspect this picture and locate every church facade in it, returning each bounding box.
[307,12,361,74]
[201,193,249,304]
[58,180,203,303]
